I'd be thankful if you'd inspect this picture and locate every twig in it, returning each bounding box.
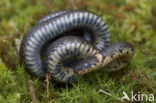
[98,89,124,102]
[45,73,51,103]
[137,67,156,93]
[68,0,77,10]
[28,80,37,103]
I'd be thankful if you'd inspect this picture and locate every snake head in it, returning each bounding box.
[74,54,104,74]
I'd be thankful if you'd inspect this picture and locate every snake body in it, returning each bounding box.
[20,10,134,82]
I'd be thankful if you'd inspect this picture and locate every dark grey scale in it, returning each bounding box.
[77,13,80,25]
[50,62,61,70]
[82,14,90,27]
[24,50,38,57]
[110,54,114,58]
[101,35,110,42]
[54,22,61,35]
[119,49,123,54]
[48,56,55,63]
[47,56,58,65]
[80,11,86,23]
[85,15,92,27]
[35,65,43,73]
[122,60,129,64]
[26,58,38,65]
[97,46,103,51]
[55,62,61,68]
[51,70,61,75]
[89,14,96,26]
[32,33,42,43]
[131,47,134,52]
[56,22,62,34]
[58,52,65,60]
[97,23,107,31]
[101,56,106,66]
[27,62,37,67]
[25,49,36,57]
[100,34,109,40]
[100,27,109,33]
[29,35,39,46]
[53,67,61,73]
[27,43,39,52]
[103,29,109,34]
[94,41,100,46]
[50,22,57,35]
[87,17,95,28]
[38,34,46,43]
[77,43,82,55]
[35,70,43,76]
[92,17,101,29]
[63,19,68,31]
[126,50,129,54]
[67,15,72,29]
[69,42,74,55]
[82,43,89,54]
[96,23,106,32]
[80,13,86,26]
[55,46,64,60]
[74,47,81,56]
[55,51,63,60]
[28,64,42,73]
[60,49,67,59]
[77,12,82,23]
[73,43,78,55]
[72,41,77,53]
[91,17,99,29]
[103,42,110,48]
[66,69,70,74]
[104,43,109,47]
[95,23,105,32]
[80,43,87,53]
[86,47,90,53]
[65,45,70,55]
[59,72,66,80]
[114,65,117,69]
[116,60,121,65]
[41,27,49,41]
[103,40,110,44]
[43,26,52,40]
[92,57,99,66]
[84,13,89,27]
[67,75,76,82]
[40,41,53,55]
[60,18,66,31]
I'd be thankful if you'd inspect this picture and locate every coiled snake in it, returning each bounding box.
[20,10,134,82]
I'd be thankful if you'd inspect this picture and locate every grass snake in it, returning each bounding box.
[20,10,134,82]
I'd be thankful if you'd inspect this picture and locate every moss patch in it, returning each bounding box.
[0,0,156,102]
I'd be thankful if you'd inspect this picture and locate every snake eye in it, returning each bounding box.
[84,63,90,69]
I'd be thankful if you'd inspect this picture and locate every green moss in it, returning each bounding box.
[0,61,21,102]
[0,0,156,102]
